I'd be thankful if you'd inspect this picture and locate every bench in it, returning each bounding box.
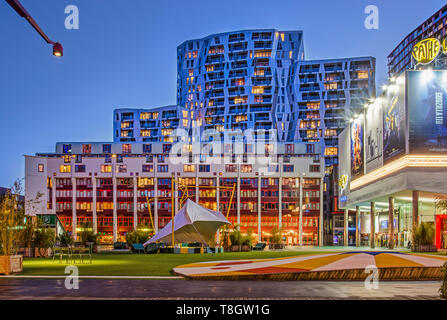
[53,247,71,263]
[131,243,145,253]
[71,247,92,264]
[252,243,266,251]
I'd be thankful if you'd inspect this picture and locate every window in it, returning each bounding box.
[225,164,237,172]
[116,164,127,173]
[310,165,320,172]
[145,155,153,163]
[101,165,112,173]
[324,147,338,156]
[157,155,165,163]
[240,165,252,173]
[158,165,168,172]
[75,155,82,163]
[184,164,195,172]
[75,165,86,173]
[199,164,210,172]
[283,165,294,172]
[103,144,111,154]
[38,164,44,172]
[82,144,91,154]
[143,144,152,153]
[63,155,71,163]
[60,165,71,173]
[63,144,72,154]
[142,164,153,173]
[122,144,131,154]
[163,144,172,153]
[117,155,123,163]
[105,154,111,163]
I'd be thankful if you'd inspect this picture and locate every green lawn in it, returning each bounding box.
[21,251,328,277]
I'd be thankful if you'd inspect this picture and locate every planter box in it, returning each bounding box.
[0,255,23,275]
[413,245,438,252]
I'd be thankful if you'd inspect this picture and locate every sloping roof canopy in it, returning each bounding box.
[143,199,230,247]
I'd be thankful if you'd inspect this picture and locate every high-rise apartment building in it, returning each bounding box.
[387,4,447,77]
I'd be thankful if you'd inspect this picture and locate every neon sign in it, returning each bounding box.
[412,38,441,64]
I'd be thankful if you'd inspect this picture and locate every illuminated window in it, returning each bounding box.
[289,50,292,59]
[280,33,285,41]
[254,50,271,58]
[235,78,245,86]
[121,122,131,129]
[324,83,338,90]
[182,119,189,127]
[235,115,247,122]
[306,102,320,110]
[122,144,131,154]
[254,69,264,76]
[142,164,153,173]
[183,164,195,172]
[240,165,252,173]
[189,69,194,76]
[206,65,214,72]
[63,155,71,163]
[38,164,44,172]
[357,70,369,79]
[252,86,265,94]
[60,165,71,173]
[138,177,154,187]
[101,165,112,173]
[141,130,151,137]
[324,147,338,156]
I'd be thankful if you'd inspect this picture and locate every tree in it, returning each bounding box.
[34,227,55,257]
[125,225,152,245]
[0,180,25,256]
[78,222,98,245]
[58,230,74,247]
[440,262,447,299]
[269,226,283,245]
[412,222,435,249]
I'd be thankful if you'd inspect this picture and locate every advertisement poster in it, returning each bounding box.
[382,79,406,164]
[350,117,364,178]
[365,101,383,173]
[407,70,447,153]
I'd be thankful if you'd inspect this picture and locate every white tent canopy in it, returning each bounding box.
[143,199,230,247]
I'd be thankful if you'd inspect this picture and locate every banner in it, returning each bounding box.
[350,117,364,178]
[365,101,383,172]
[382,78,406,164]
[408,70,447,153]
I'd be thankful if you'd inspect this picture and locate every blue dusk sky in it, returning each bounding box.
[0,0,445,187]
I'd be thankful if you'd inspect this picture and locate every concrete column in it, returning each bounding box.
[257,175,261,242]
[355,206,360,247]
[370,202,375,249]
[51,177,56,215]
[72,178,77,240]
[389,196,395,249]
[344,209,349,247]
[278,175,283,229]
[278,157,283,229]
[216,177,220,244]
[154,177,158,232]
[298,177,303,246]
[92,177,97,234]
[237,173,241,225]
[195,169,199,203]
[133,177,138,230]
[319,177,323,246]
[412,190,419,229]
[112,177,117,242]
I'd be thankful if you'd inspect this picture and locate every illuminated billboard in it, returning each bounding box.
[408,70,447,153]
[350,117,364,178]
[382,78,406,164]
[365,100,383,172]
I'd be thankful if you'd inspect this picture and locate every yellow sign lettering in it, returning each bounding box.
[412,38,441,64]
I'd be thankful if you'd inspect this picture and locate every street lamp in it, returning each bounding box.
[6,0,63,57]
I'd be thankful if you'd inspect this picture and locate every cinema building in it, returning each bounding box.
[25,141,325,245]
[338,69,447,249]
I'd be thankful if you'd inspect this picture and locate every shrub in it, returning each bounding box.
[229,225,243,246]
[58,230,74,246]
[412,222,435,247]
[440,262,447,299]
[34,228,55,256]
[269,226,283,244]
[78,222,98,245]
[125,226,152,245]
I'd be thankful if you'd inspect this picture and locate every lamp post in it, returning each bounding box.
[6,0,63,56]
